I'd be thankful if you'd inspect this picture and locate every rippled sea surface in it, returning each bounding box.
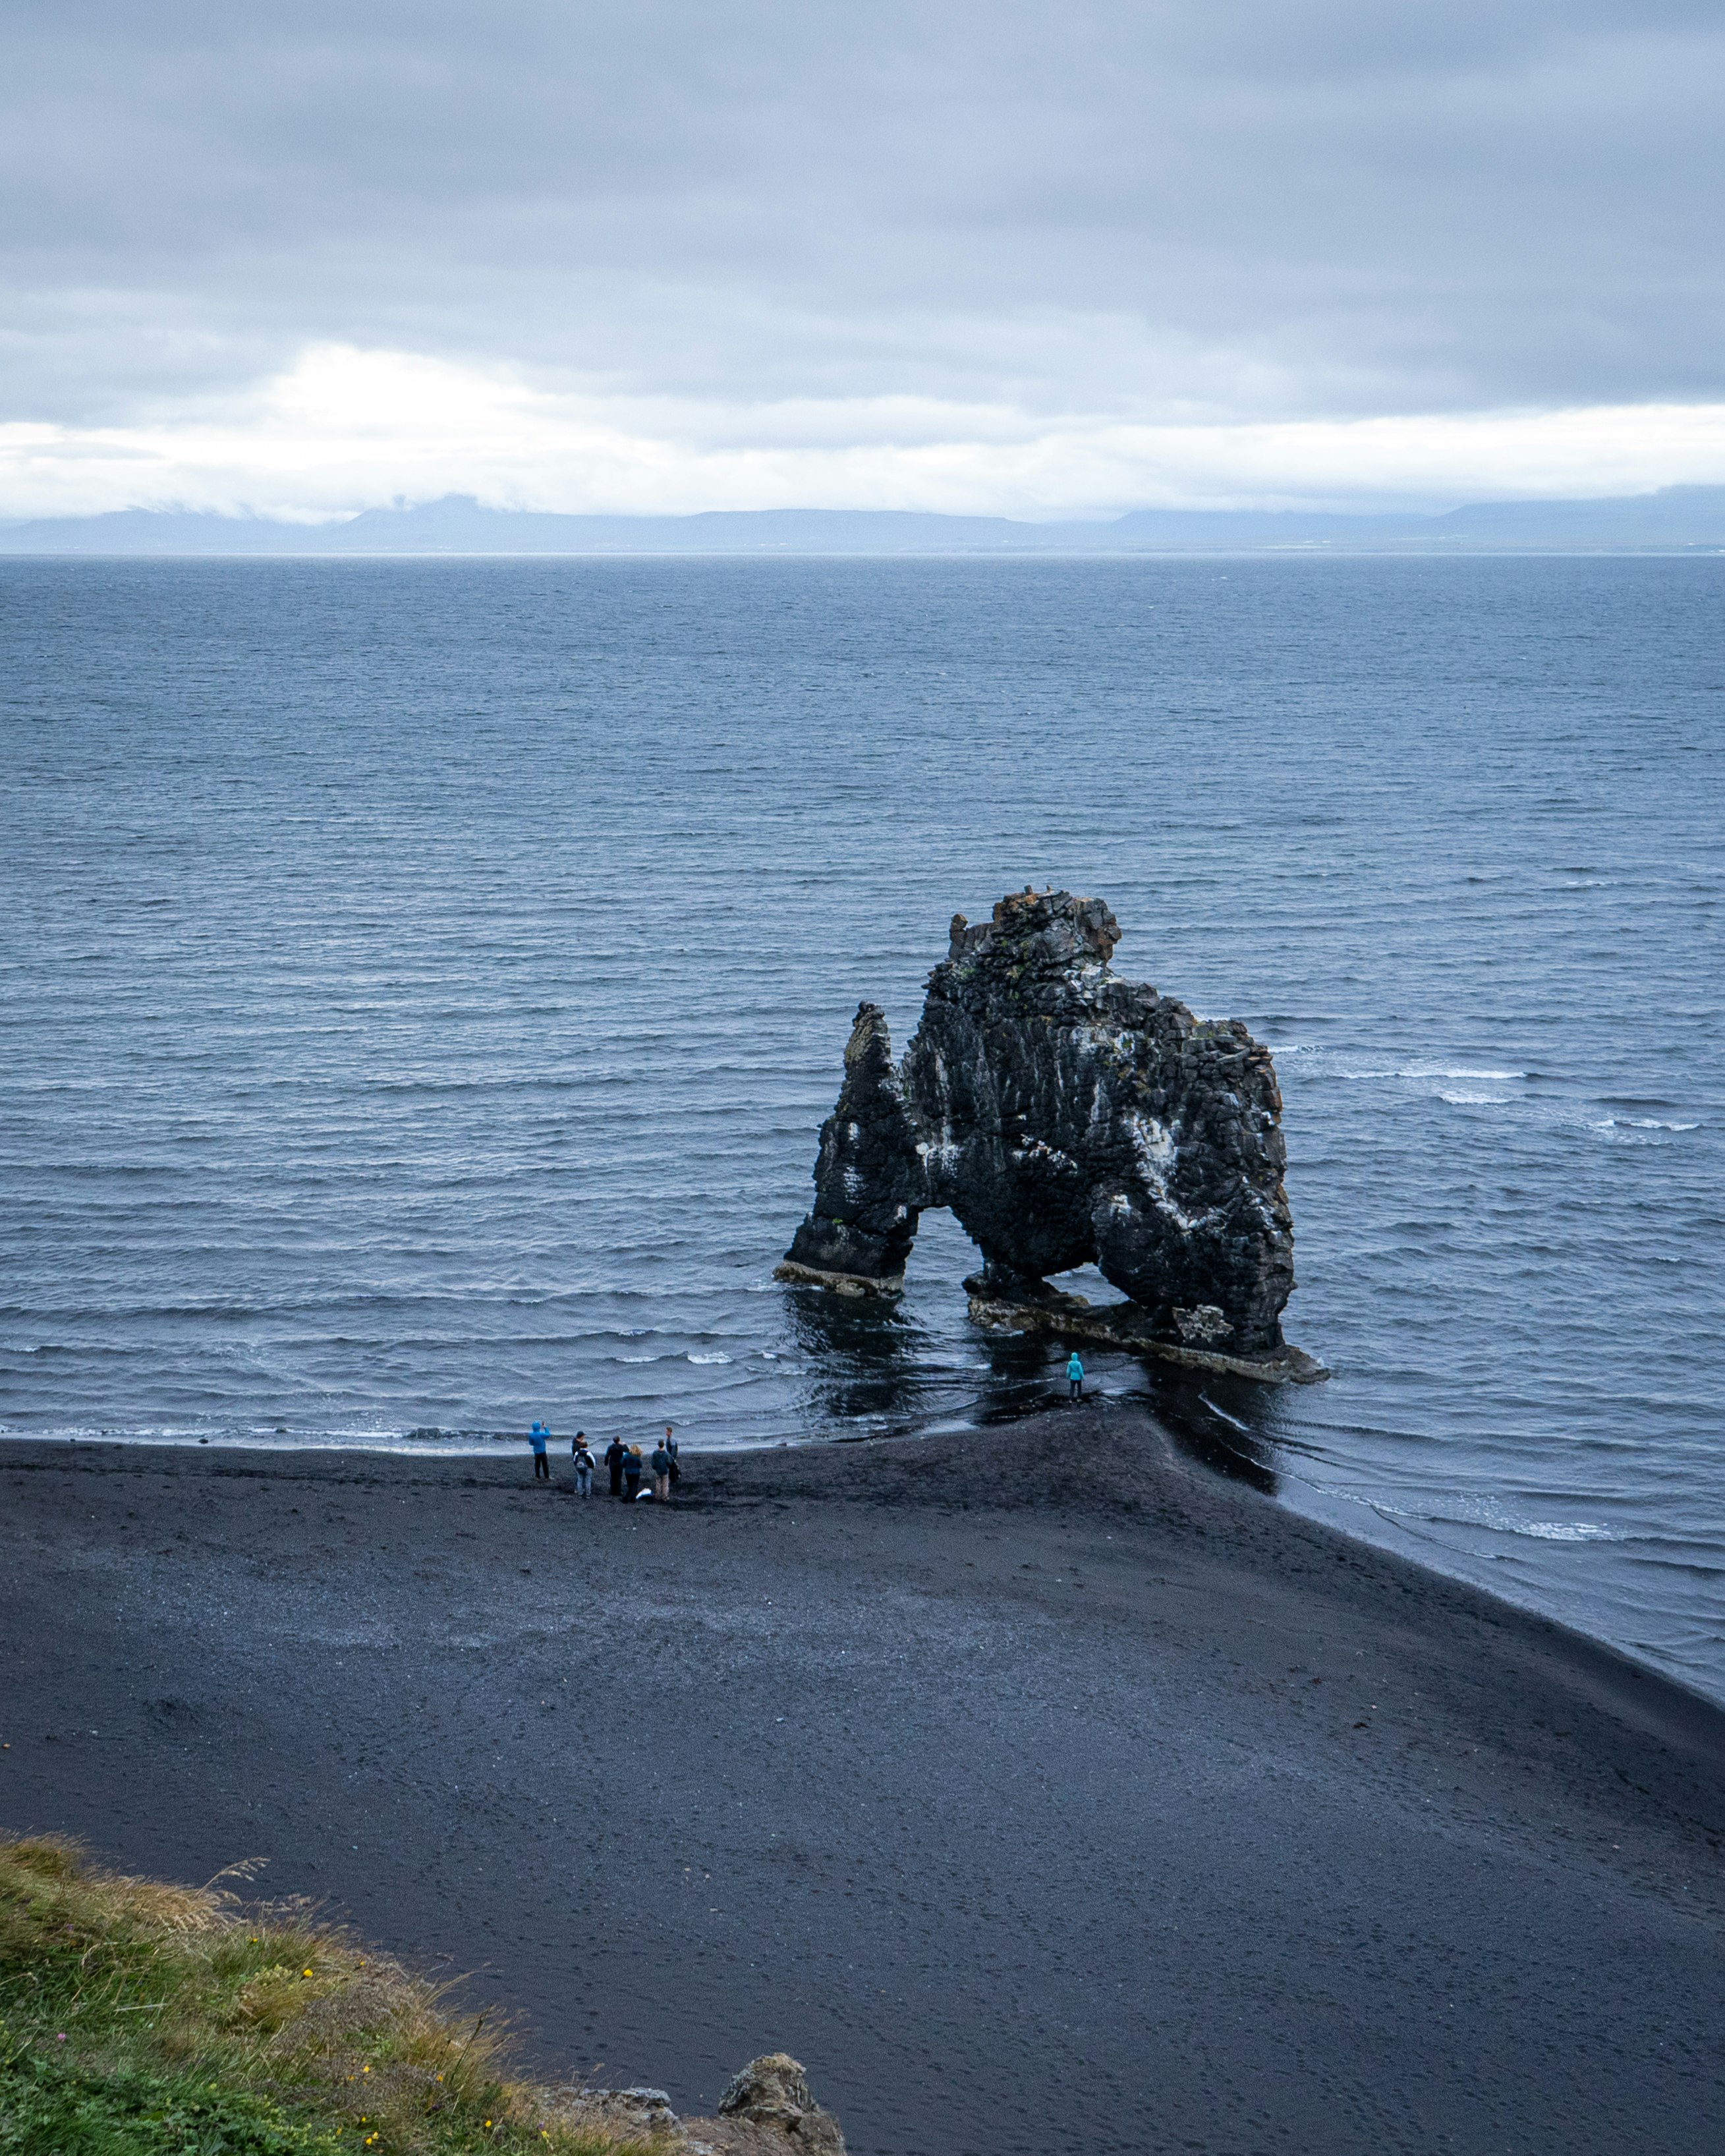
[3,557,1722,1691]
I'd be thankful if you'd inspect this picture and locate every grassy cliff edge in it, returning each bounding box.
[0,1840,840,2156]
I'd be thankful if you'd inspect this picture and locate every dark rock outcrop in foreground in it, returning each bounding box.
[778,888,1322,1382]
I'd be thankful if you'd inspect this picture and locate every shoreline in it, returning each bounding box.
[10,1396,1725,1720]
[5,1405,1725,2152]
[11,1412,1718,1729]
[0,1425,921,1463]
[11,1396,1725,1726]
[5,1413,1724,1716]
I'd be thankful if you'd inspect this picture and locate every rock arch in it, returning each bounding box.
[776,889,1322,1382]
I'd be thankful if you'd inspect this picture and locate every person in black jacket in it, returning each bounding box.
[604,1436,626,1498]
[622,1444,644,1501]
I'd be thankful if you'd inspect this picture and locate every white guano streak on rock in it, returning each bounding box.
[1122,1108,1219,1234]
[926,1047,961,1165]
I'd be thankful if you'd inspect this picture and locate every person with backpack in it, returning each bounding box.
[529,1420,551,1480]
[622,1444,644,1501]
[1067,1351,1085,1401]
[604,1435,626,1498]
[650,1436,673,1501]
[572,1432,595,1497]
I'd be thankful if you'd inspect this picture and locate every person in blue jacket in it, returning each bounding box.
[1066,1351,1085,1401]
[529,1419,551,1480]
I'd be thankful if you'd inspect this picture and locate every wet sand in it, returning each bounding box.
[4,1403,1724,2155]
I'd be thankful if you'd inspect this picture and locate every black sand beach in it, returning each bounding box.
[4,1405,1724,2155]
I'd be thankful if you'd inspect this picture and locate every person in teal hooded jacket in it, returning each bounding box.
[1066,1352,1084,1401]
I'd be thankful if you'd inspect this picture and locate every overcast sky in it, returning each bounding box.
[3,0,1723,517]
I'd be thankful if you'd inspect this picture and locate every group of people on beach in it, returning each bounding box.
[527,1421,679,1501]
[520,1354,1082,1498]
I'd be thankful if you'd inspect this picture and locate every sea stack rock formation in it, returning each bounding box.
[778,888,1324,1383]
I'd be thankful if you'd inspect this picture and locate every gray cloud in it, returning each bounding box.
[2,1,1722,428]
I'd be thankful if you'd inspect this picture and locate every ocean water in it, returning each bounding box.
[2,555,1721,1695]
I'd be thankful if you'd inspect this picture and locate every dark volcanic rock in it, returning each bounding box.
[779,889,1313,1377]
[780,1002,923,1293]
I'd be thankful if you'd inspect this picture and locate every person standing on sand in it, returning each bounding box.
[664,1423,680,1490]
[650,1436,673,1501]
[529,1420,551,1480]
[1067,1351,1084,1401]
[623,1444,644,1501]
[572,1432,594,1497]
[604,1435,625,1498]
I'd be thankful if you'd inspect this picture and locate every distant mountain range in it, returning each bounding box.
[4,486,1725,555]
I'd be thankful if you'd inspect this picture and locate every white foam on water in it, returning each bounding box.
[1365,1493,1627,1544]
[1438,1090,1510,1105]
[1398,1066,1525,1081]
[1585,1117,1694,1143]
[1317,1064,1527,1083]
[0,1431,507,1458]
[687,1351,733,1364]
